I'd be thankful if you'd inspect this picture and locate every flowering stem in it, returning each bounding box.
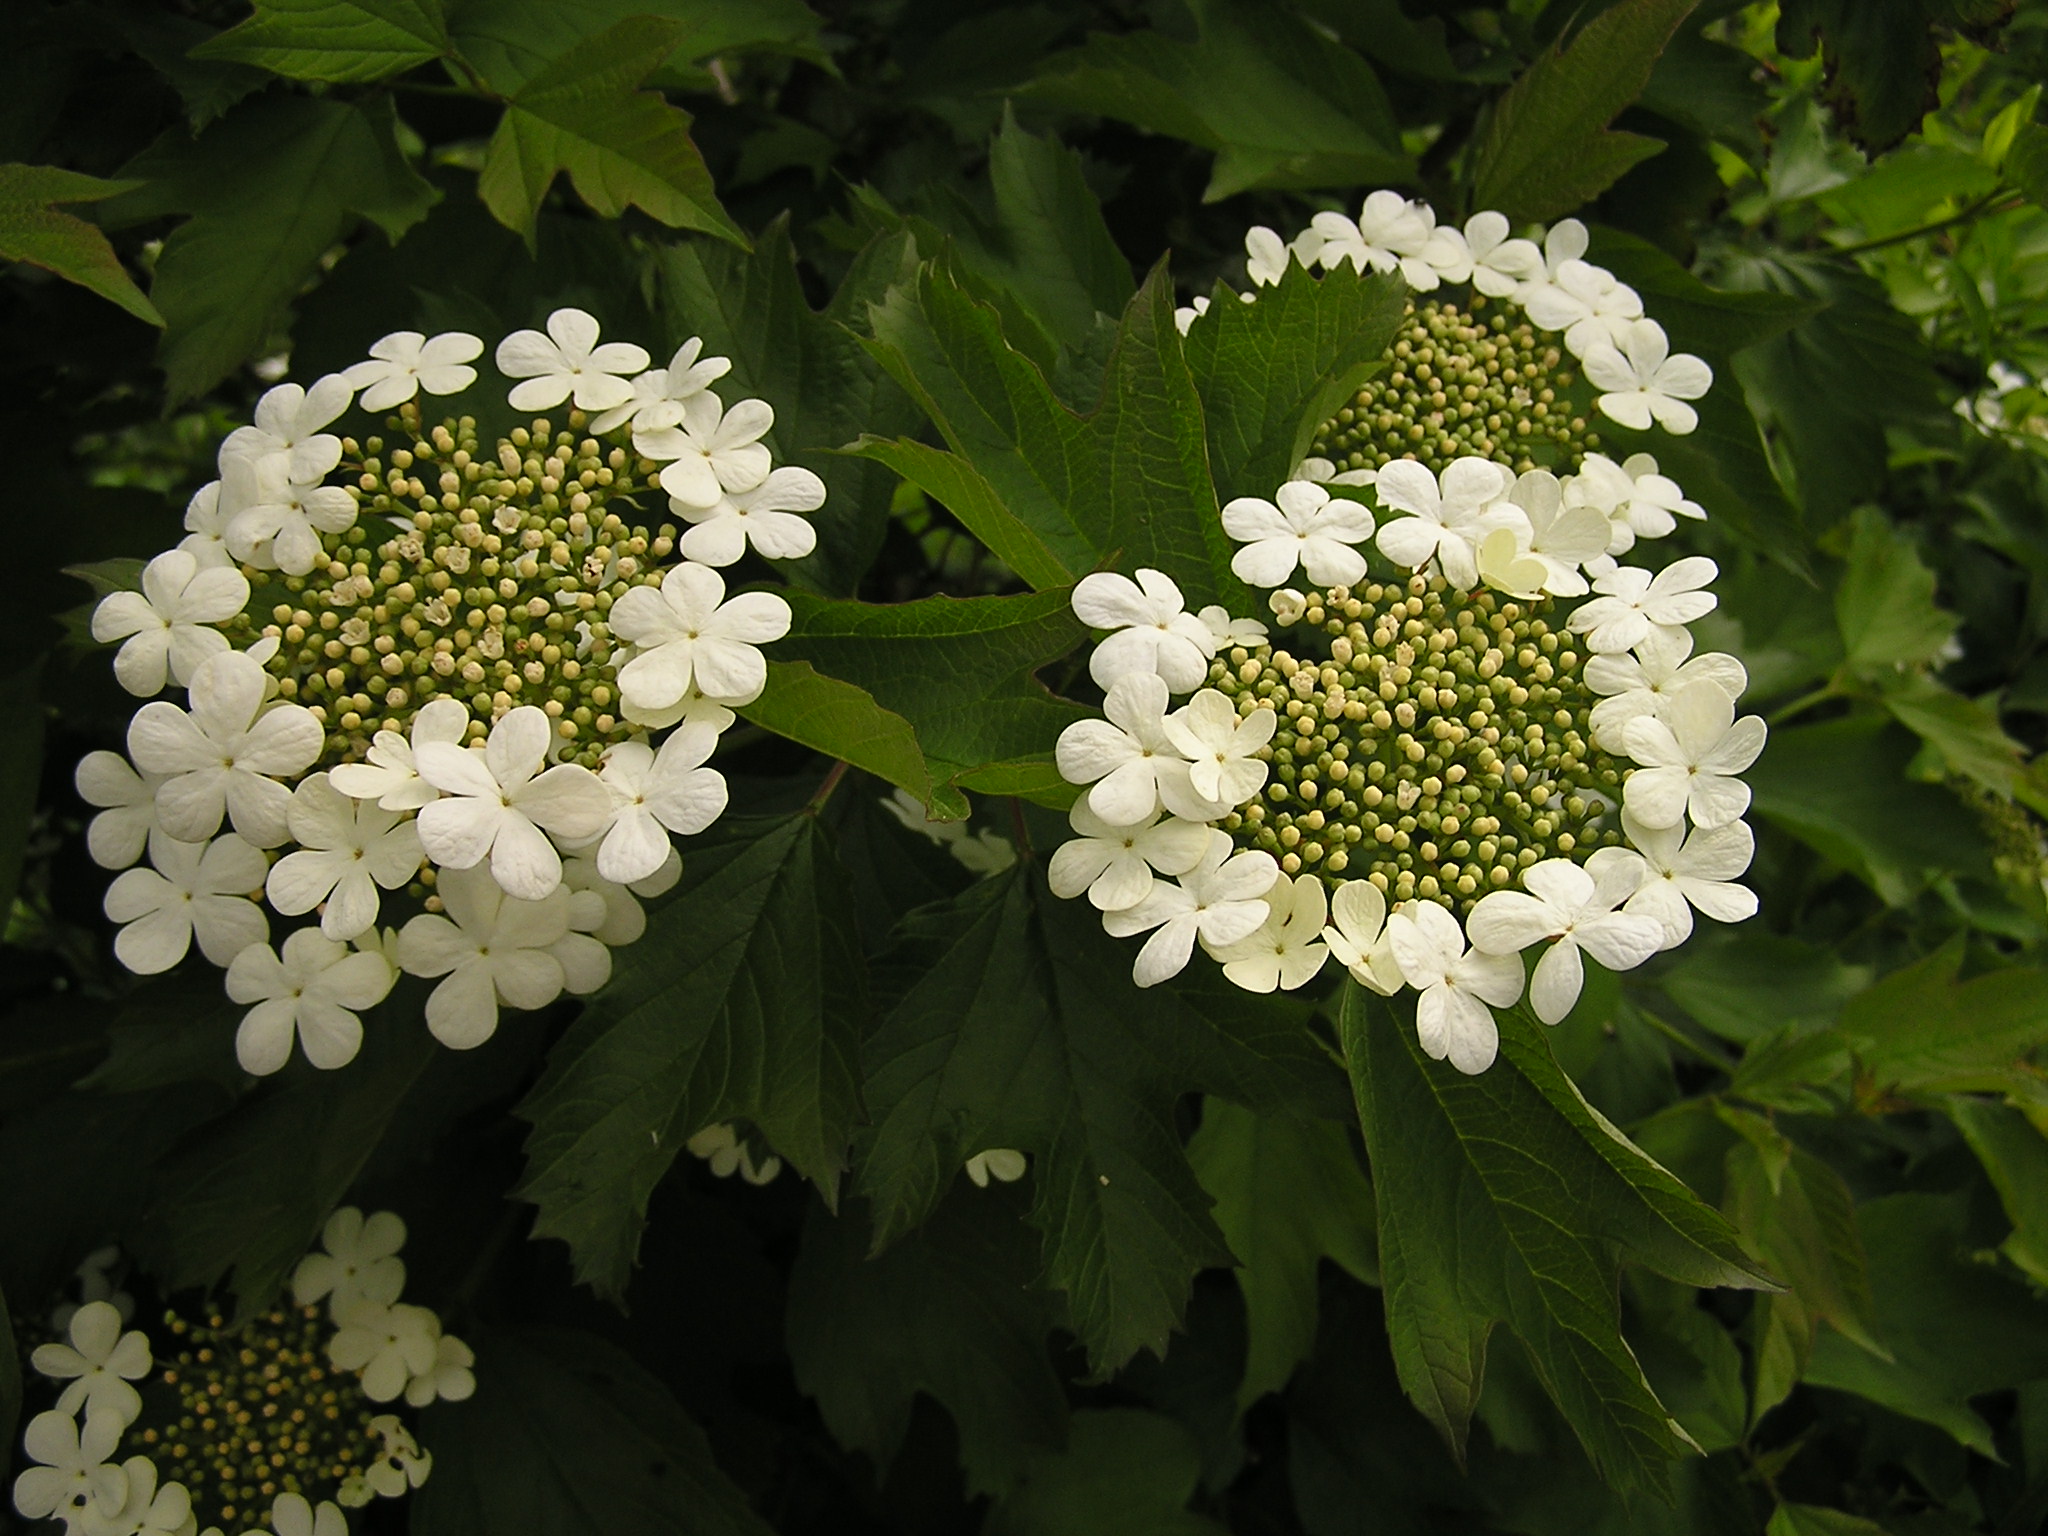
[806,759,850,812]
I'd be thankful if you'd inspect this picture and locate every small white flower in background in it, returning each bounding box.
[221,447,360,576]
[562,844,678,947]
[1208,872,1331,993]
[1312,190,1463,290]
[1566,556,1719,654]
[90,550,248,697]
[1290,456,1377,489]
[220,375,352,471]
[1580,318,1713,434]
[1467,853,1664,1024]
[1621,811,1759,947]
[1371,457,1517,588]
[414,705,613,901]
[404,1334,477,1407]
[1462,210,1543,297]
[350,1416,432,1502]
[642,397,775,508]
[344,330,485,411]
[265,773,424,940]
[103,829,268,975]
[688,1123,782,1184]
[293,1206,408,1315]
[1245,225,1291,286]
[1221,480,1375,589]
[1563,451,1704,554]
[328,695,470,811]
[51,1246,134,1334]
[226,928,397,1075]
[1197,605,1268,651]
[1173,294,1212,335]
[76,751,164,870]
[266,1491,349,1536]
[1102,830,1277,987]
[11,1407,125,1522]
[396,865,581,1048]
[1621,680,1768,830]
[329,1301,442,1404]
[177,482,235,569]
[552,889,618,998]
[1046,799,1211,912]
[1520,259,1644,358]
[1163,689,1275,806]
[1055,671,1221,825]
[127,650,322,847]
[30,1300,152,1426]
[609,562,792,712]
[593,724,728,884]
[1321,880,1403,995]
[675,463,824,566]
[93,1454,192,1536]
[1585,626,1748,752]
[1071,567,1216,693]
[964,1149,1027,1187]
[616,678,742,733]
[495,307,650,413]
[590,336,732,433]
[1387,900,1525,1075]
[949,828,1017,876]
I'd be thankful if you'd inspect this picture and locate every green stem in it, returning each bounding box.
[806,759,850,812]
[1766,683,1839,728]
[1634,1006,1737,1070]
[1832,190,2024,256]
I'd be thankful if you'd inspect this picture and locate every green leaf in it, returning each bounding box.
[478,15,744,246]
[1768,1505,1896,1536]
[193,0,449,84]
[0,659,45,919]
[787,1190,1067,1497]
[1587,227,1821,359]
[1835,507,1958,674]
[448,0,824,95]
[2009,122,2048,209]
[1469,0,1702,222]
[1592,384,1802,561]
[0,164,161,325]
[1185,1100,1377,1412]
[1776,0,1947,152]
[1877,675,2022,796]
[848,435,1075,592]
[984,1408,1228,1536]
[0,1280,19,1489]
[1840,939,2048,1097]
[1024,0,1408,202]
[517,815,863,1297]
[1627,1276,1748,1455]
[1341,987,1773,1499]
[1946,1098,2048,1288]
[410,1327,773,1536]
[738,660,937,807]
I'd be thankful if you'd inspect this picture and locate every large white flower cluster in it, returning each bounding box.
[79,310,821,1073]
[12,1211,456,1536]
[1065,194,1762,1075]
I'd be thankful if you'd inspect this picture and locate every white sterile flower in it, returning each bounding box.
[226,928,396,1075]
[1466,853,1663,1024]
[1520,259,1644,358]
[562,843,676,945]
[1475,527,1550,600]
[1502,468,1610,596]
[609,562,791,711]
[293,1206,407,1314]
[344,330,485,411]
[266,1491,348,1536]
[1372,456,1518,588]
[51,1248,133,1335]
[1562,451,1705,555]
[1173,294,1211,335]
[1581,318,1713,434]
[30,1301,151,1426]
[91,1455,192,1536]
[1462,210,1543,298]
[339,1416,431,1503]
[266,773,424,939]
[12,1408,126,1523]
[1567,556,1719,654]
[329,1301,441,1403]
[1245,225,1291,286]
[1047,799,1212,911]
[328,695,470,811]
[641,396,775,508]
[590,336,732,433]
[177,482,235,570]
[1620,810,1758,947]
[76,751,164,870]
[414,705,613,901]
[1222,480,1374,589]
[103,830,267,975]
[1321,879,1403,994]
[1621,680,1767,830]
[128,650,322,846]
[1163,689,1275,806]
[1197,605,1268,651]
[1527,217,1589,283]
[964,1149,1028,1186]
[397,865,578,1048]
[1387,900,1525,1074]
[950,829,1017,877]
[688,1123,781,1184]
[220,375,352,472]
[1585,626,1747,752]
[1102,830,1277,987]
[495,306,649,413]
[1054,671,1220,825]
[1312,191,1459,290]
[1209,872,1331,993]
[403,1333,476,1408]
[675,464,823,566]
[1072,568,1216,693]
[222,447,359,576]
[91,550,248,697]
[593,723,727,884]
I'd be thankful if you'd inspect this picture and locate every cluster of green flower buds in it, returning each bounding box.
[1207,576,1630,913]
[1311,300,1600,478]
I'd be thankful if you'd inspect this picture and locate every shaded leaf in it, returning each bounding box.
[0,1281,18,1488]
[1834,506,1957,674]
[738,660,937,809]
[0,164,160,325]
[984,1408,1227,1536]
[1589,227,1820,359]
[1877,674,2023,796]
[1776,0,1951,152]
[1768,1506,1895,1536]
[1841,938,2048,1097]
[1946,1097,2048,1289]
[449,0,823,95]
[193,0,450,83]
[0,660,46,919]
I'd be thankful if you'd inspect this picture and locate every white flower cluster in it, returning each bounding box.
[79,309,822,1074]
[1175,193,1714,436]
[11,1211,454,1536]
[1064,194,1763,1074]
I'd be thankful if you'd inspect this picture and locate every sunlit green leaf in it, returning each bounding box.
[193,0,449,84]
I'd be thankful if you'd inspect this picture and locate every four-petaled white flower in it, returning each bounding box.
[1102,831,1277,987]
[1072,568,1216,693]
[293,1206,408,1315]
[1222,481,1375,589]
[1197,605,1268,651]
[590,336,731,433]
[268,1491,349,1536]
[610,562,792,712]
[128,650,322,847]
[30,1301,152,1427]
[675,464,823,566]
[1208,872,1331,993]
[1522,217,1590,285]
[1312,191,1466,290]
[1372,457,1517,588]
[495,307,650,412]
[1621,680,1768,830]
[1586,626,1747,752]
[226,928,397,1075]
[11,1407,126,1523]
[329,1300,441,1403]
[689,1123,782,1184]
[1566,556,1719,654]
[91,550,248,697]
[177,481,235,569]
[397,866,595,1048]
[1048,799,1213,911]
[403,1333,477,1407]
[1055,671,1222,824]
[1521,259,1644,358]
[642,397,775,508]
[76,751,164,870]
[1462,210,1543,297]
[220,375,352,472]
[93,1455,192,1536]
[344,330,484,411]
[1245,225,1291,286]
[1467,853,1664,1024]
[222,446,360,576]
[1387,900,1525,1074]
[266,773,424,939]
[1321,880,1403,994]
[103,829,268,975]
[592,723,728,884]
[1581,318,1713,434]
[414,706,613,901]
[328,695,470,811]
[1620,811,1759,947]
[344,1416,431,1503]
[1564,451,1704,554]
[1501,468,1611,596]
[1163,689,1275,807]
